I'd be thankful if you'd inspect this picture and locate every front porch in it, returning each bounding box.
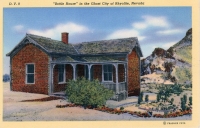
[48,58,128,101]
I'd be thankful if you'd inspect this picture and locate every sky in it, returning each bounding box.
[3,7,191,74]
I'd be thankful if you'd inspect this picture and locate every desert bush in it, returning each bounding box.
[170,98,174,105]
[3,74,10,82]
[145,95,149,102]
[181,97,186,111]
[172,84,183,93]
[120,107,124,111]
[149,86,153,89]
[138,92,144,104]
[138,95,141,104]
[183,94,187,104]
[65,77,114,108]
[184,84,192,88]
[140,92,144,102]
[158,85,171,102]
[189,97,192,105]
[157,94,161,102]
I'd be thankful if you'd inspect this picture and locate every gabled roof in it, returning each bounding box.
[7,33,143,57]
[74,37,141,55]
[6,34,78,56]
[27,34,78,54]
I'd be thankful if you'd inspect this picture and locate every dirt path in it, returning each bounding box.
[3,82,191,121]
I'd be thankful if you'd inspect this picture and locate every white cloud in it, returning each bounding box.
[132,15,170,29]
[13,25,24,32]
[106,29,146,41]
[132,22,147,29]
[156,29,183,35]
[162,41,177,49]
[142,15,170,28]
[27,22,90,39]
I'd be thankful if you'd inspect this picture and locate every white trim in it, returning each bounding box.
[58,82,67,84]
[119,82,126,84]
[87,64,92,81]
[25,63,35,84]
[71,64,77,80]
[102,64,113,82]
[114,64,119,94]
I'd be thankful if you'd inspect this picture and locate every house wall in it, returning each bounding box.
[53,64,73,92]
[11,43,49,94]
[128,49,140,96]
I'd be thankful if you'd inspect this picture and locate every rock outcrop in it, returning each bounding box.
[141,28,192,84]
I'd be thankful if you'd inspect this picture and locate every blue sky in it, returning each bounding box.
[3,7,191,74]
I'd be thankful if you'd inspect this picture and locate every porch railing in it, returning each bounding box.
[101,82,127,93]
[118,82,126,92]
[102,82,116,92]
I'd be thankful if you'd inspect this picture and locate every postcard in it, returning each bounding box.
[1,0,199,127]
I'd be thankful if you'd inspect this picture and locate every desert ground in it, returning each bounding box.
[3,82,191,121]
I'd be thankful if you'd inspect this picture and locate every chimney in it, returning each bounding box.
[62,32,69,44]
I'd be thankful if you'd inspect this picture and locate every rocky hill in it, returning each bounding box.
[141,28,192,85]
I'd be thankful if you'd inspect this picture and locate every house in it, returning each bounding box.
[6,32,143,101]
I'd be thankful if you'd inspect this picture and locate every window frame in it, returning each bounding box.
[102,64,113,82]
[25,63,35,84]
[58,64,66,84]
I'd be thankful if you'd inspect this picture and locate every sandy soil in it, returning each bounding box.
[3,82,191,121]
[141,73,174,84]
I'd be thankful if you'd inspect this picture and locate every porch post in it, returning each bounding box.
[50,64,55,94]
[114,64,119,94]
[72,64,77,80]
[124,63,127,82]
[124,63,128,97]
[87,64,92,81]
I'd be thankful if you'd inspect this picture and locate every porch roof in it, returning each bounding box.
[51,56,127,64]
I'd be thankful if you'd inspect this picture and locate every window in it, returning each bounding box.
[26,64,35,84]
[103,64,113,81]
[58,64,65,83]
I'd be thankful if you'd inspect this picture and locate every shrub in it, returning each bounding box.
[138,95,141,104]
[65,77,114,108]
[181,98,186,111]
[170,98,174,105]
[189,97,192,105]
[158,85,171,102]
[183,94,187,104]
[120,107,124,111]
[145,95,149,102]
[138,92,144,104]
[156,94,161,102]
[140,92,144,102]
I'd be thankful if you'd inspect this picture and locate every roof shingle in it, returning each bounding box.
[73,37,138,54]
[27,34,78,55]
[7,33,143,57]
